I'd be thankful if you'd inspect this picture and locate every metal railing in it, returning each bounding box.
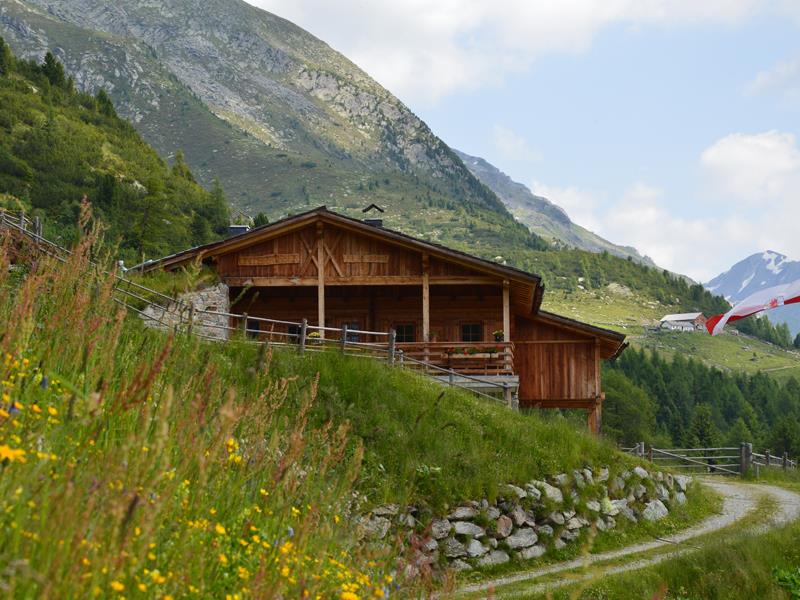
[1,211,519,409]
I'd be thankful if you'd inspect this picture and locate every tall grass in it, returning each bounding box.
[0,233,395,598]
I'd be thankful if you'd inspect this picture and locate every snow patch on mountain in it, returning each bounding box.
[705,251,800,336]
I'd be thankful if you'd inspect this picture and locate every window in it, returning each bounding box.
[343,321,361,342]
[245,318,260,339]
[395,323,415,343]
[461,323,483,342]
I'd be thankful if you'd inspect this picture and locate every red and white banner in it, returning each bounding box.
[706,279,800,335]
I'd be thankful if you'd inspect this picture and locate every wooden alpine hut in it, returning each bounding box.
[138,206,626,432]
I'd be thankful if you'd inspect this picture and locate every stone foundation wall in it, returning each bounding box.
[140,283,230,341]
[359,465,691,577]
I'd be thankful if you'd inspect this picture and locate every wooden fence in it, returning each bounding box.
[623,441,797,477]
[0,210,517,408]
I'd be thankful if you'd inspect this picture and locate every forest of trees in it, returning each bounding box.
[0,39,229,262]
[603,348,800,457]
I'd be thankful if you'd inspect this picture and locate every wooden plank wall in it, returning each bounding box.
[514,315,599,402]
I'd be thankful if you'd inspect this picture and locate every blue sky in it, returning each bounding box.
[251,1,800,281]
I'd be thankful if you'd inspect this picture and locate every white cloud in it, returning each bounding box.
[492,126,541,162]
[530,181,602,232]
[248,0,766,106]
[700,130,800,202]
[532,130,800,281]
[746,56,800,105]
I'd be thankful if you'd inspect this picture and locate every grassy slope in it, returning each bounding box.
[543,286,800,379]
[1,232,672,597]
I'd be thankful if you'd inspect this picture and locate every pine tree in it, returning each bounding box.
[0,36,11,75]
[95,89,117,118]
[171,150,195,182]
[252,213,270,228]
[794,333,800,350]
[42,51,66,88]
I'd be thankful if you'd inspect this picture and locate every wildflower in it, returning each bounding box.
[47,406,57,416]
[237,566,250,580]
[291,507,301,517]
[215,523,227,535]
[218,553,228,565]
[281,566,290,578]
[0,445,27,463]
[138,584,147,592]
[110,581,125,592]
[31,404,41,414]
[341,592,359,600]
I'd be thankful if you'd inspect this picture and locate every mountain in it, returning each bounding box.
[705,251,800,336]
[0,0,547,262]
[455,150,655,266]
[0,39,228,261]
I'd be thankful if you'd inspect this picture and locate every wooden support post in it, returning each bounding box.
[502,280,511,371]
[783,452,789,470]
[587,395,603,434]
[766,449,771,467]
[449,369,455,387]
[19,211,25,229]
[503,383,512,409]
[422,253,430,363]
[340,325,348,353]
[648,446,654,463]
[388,329,396,365]
[316,223,325,339]
[298,319,307,355]
[241,312,248,337]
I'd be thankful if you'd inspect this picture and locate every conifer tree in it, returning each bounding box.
[42,51,66,88]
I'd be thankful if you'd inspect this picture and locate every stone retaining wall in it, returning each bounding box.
[140,283,230,341]
[358,465,691,577]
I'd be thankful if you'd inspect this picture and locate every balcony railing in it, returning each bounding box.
[396,341,515,376]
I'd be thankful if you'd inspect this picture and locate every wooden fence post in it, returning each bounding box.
[340,325,348,353]
[740,442,747,475]
[298,319,307,355]
[766,449,771,467]
[187,305,195,335]
[746,443,753,475]
[448,369,455,387]
[388,329,396,365]
[638,442,645,459]
[503,383,512,409]
[783,452,789,470]
[647,447,654,463]
[241,313,248,338]
[19,211,25,229]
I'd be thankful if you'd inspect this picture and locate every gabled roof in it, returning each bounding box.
[136,206,542,288]
[660,312,704,322]
[535,310,627,360]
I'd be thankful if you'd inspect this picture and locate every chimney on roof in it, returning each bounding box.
[362,203,384,227]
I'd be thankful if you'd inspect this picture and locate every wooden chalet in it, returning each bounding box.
[139,207,626,432]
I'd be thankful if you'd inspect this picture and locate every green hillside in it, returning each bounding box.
[0,38,228,262]
[0,213,683,597]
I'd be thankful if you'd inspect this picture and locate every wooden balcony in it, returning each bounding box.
[396,341,515,376]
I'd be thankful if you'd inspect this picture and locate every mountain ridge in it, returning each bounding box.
[454,149,655,266]
[705,250,800,336]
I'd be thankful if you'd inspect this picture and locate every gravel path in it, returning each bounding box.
[457,479,800,598]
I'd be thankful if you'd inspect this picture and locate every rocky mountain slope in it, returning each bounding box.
[455,149,654,265]
[1,0,546,261]
[705,251,800,335]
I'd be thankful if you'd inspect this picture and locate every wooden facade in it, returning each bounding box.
[142,207,625,432]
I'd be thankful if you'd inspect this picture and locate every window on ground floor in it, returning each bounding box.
[461,322,483,342]
[394,323,416,343]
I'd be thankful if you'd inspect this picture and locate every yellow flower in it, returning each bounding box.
[0,408,9,418]
[341,592,359,600]
[47,406,58,416]
[0,445,27,463]
[281,566,290,578]
[218,553,228,565]
[215,523,227,535]
[31,404,41,414]
[137,584,147,592]
[291,507,301,517]
[110,581,125,592]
